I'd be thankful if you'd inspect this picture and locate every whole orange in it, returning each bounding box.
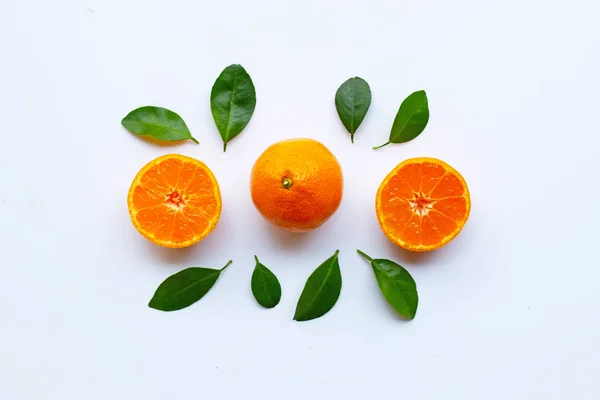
[250,138,343,232]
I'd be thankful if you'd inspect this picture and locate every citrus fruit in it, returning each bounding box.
[376,157,470,252]
[127,154,222,248]
[250,138,343,233]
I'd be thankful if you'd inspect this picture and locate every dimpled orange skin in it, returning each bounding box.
[127,154,222,248]
[250,138,344,233]
[376,157,471,252]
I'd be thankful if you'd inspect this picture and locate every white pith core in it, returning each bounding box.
[165,190,186,210]
[409,192,435,217]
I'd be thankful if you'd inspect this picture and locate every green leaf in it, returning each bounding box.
[335,77,372,143]
[293,250,342,322]
[373,90,429,149]
[251,255,282,309]
[357,250,418,320]
[210,64,256,152]
[148,260,232,312]
[121,106,199,144]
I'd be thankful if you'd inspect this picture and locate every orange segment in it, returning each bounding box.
[434,197,468,220]
[385,175,413,199]
[430,173,465,198]
[131,186,166,209]
[127,154,222,248]
[397,163,422,192]
[420,162,446,193]
[376,157,471,252]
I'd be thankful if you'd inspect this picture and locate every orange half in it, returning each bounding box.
[127,154,222,248]
[376,157,471,252]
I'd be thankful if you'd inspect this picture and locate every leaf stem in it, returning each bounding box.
[372,142,390,150]
[190,136,199,144]
[356,249,373,262]
[351,134,354,144]
[221,260,233,271]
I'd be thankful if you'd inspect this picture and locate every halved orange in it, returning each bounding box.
[376,157,471,252]
[127,154,222,248]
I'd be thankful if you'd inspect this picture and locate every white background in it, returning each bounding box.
[1,0,599,399]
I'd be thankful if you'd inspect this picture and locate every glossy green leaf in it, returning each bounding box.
[121,106,198,144]
[148,260,232,312]
[251,255,282,309]
[293,250,342,322]
[210,64,256,152]
[373,90,429,149]
[335,77,372,143]
[357,250,418,320]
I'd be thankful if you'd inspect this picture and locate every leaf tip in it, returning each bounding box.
[190,136,199,144]
[411,89,428,104]
[292,313,304,322]
[147,299,162,311]
[356,249,372,262]
[254,255,259,263]
[228,63,245,72]
[223,142,228,152]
